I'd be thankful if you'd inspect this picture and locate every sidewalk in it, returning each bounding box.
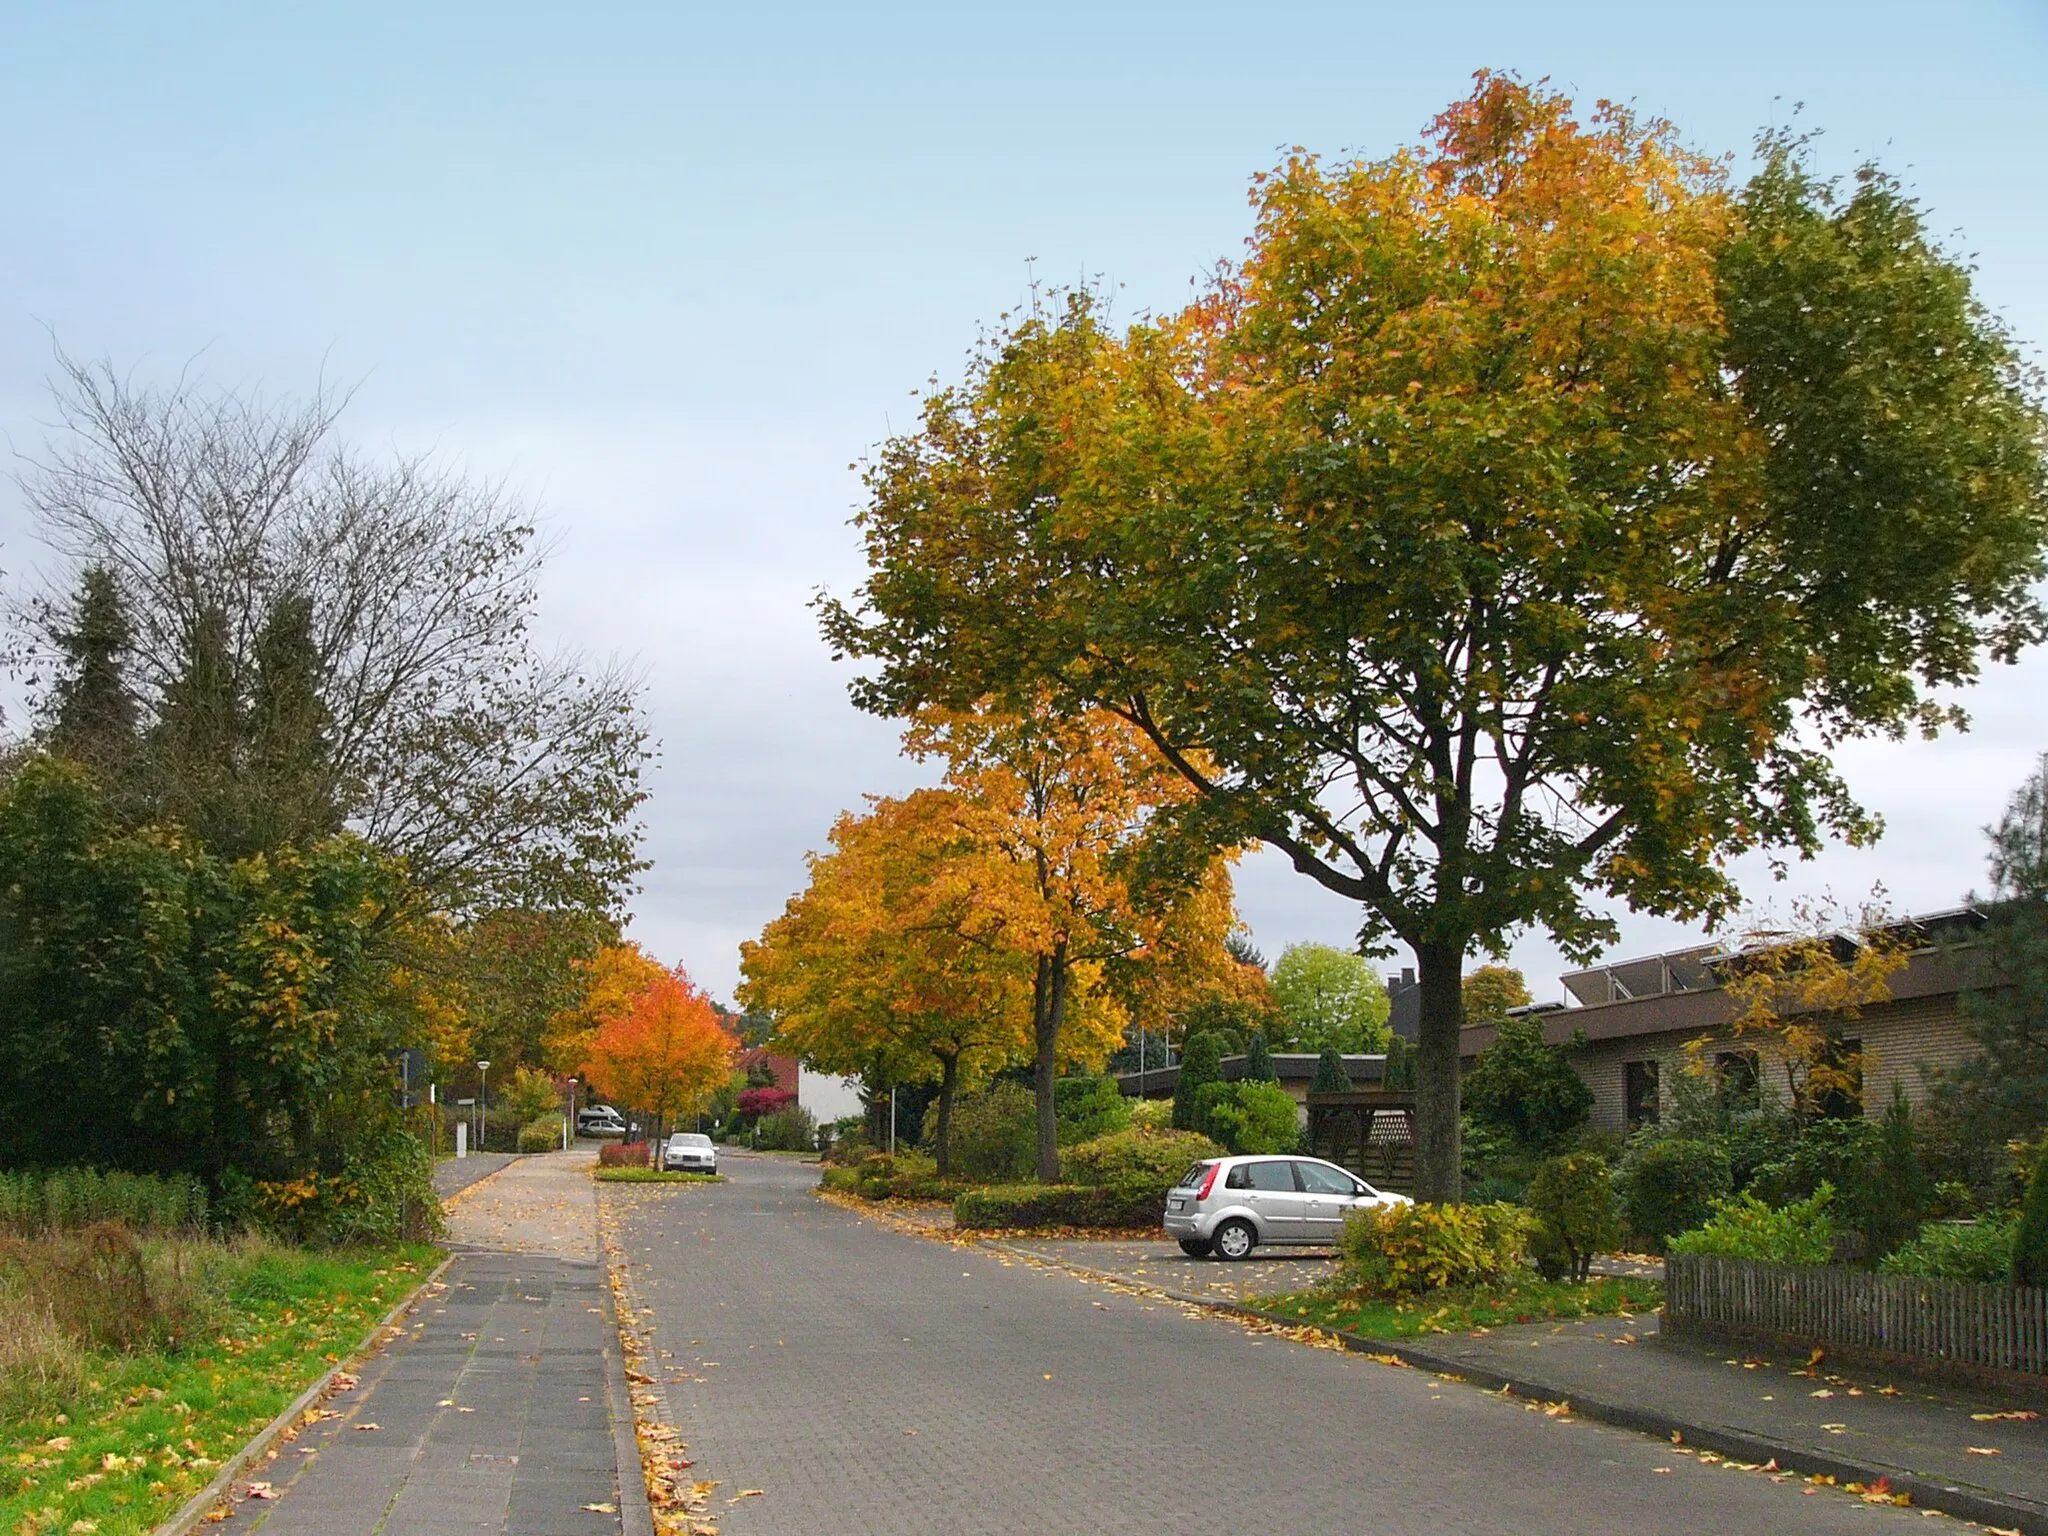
[433,1153,520,1203]
[235,1148,642,1536]
[995,1234,2048,1533]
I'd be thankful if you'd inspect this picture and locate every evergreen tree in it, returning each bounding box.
[1171,1031,1224,1131]
[1383,1033,1418,1092]
[2014,1139,2048,1288]
[1244,1028,1277,1083]
[1864,1082,1927,1261]
[1463,1014,1593,1155]
[146,605,246,850]
[1310,1047,1352,1095]
[44,566,140,775]
[247,592,341,850]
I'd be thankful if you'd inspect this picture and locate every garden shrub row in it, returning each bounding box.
[954,1183,1164,1231]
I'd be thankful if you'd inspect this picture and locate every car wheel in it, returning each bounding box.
[1212,1219,1256,1261]
[1177,1238,1214,1259]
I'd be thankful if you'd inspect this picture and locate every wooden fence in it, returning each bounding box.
[1666,1254,2048,1377]
[1305,1092,1415,1195]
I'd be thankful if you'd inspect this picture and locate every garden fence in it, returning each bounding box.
[1666,1253,2048,1377]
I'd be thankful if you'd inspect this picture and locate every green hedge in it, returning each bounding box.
[518,1115,566,1152]
[954,1183,1163,1231]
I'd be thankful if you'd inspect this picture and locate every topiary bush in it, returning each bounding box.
[1309,1048,1352,1095]
[1172,1033,1226,1131]
[1061,1128,1223,1190]
[1526,1152,1622,1282]
[1616,1137,1732,1252]
[953,1184,1163,1231]
[1336,1201,1531,1296]
[947,1082,1037,1182]
[1667,1185,1836,1266]
[1880,1219,2014,1284]
[2012,1139,2048,1287]
[1244,1030,1277,1083]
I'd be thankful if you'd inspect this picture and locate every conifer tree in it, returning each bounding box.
[44,566,140,774]
[1244,1027,1277,1083]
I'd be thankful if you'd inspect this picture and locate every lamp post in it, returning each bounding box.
[564,1077,577,1151]
[476,1060,491,1149]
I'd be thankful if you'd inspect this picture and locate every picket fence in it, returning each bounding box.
[1666,1253,2048,1376]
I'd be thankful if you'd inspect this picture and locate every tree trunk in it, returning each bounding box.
[933,1051,960,1177]
[1412,938,1467,1204]
[1033,944,1070,1183]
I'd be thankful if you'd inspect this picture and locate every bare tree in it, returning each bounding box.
[12,354,649,918]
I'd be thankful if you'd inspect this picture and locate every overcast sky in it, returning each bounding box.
[1,0,2043,1006]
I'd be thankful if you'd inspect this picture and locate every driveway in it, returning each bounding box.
[604,1156,1924,1535]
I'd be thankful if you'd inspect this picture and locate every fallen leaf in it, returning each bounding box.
[727,1490,765,1503]
[1967,1446,2003,1456]
[352,1424,381,1432]
[1972,1410,2039,1422]
[581,1503,616,1514]
[244,1484,275,1501]
[1810,1388,1834,1398]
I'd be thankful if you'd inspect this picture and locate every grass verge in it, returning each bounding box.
[2,1239,438,1536]
[589,1169,725,1185]
[1258,1275,1662,1340]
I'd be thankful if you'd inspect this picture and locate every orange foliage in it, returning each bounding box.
[580,967,737,1127]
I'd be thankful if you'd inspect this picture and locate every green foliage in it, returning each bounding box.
[1879,1219,2013,1284]
[1668,1185,1837,1266]
[1864,1083,1928,1260]
[1336,1201,1531,1297]
[1060,1128,1224,1190]
[1128,1098,1173,1131]
[1054,1075,1132,1144]
[1309,1048,1352,1095]
[754,1104,818,1151]
[1194,1080,1299,1155]
[944,1081,1037,1182]
[590,1167,723,1184]
[1270,944,1390,1053]
[2012,1140,2048,1287]
[1381,1034,1416,1092]
[953,1183,1162,1231]
[502,1067,564,1127]
[517,1115,565,1153]
[1526,1154,1623,1282]
[43,567,140,787]
[1462,1014,1592,1156]
[1243,1029,1276,1083]
[1616,1137,1733,1252]
[0,1170,209,1235]
[1170,1032,1224,1131]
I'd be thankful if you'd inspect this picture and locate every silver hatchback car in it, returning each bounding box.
[1162,1154,1411,1260]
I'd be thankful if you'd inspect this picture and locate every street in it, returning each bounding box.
[607,1157,1933,1535]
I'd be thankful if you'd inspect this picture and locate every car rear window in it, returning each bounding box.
[1174,1162,1215,1189]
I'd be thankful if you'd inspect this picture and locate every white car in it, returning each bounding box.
[577,1106,628,1138]
[662,1133,718,1174]
[1161,1154,1411,1260]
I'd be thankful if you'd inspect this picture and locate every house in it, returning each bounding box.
[1116,1053,1390,1125]
[1459,909,1990,1133]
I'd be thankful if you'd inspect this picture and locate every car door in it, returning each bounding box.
[1237,1158,1308,1240]
[1293,1159,1369,1243]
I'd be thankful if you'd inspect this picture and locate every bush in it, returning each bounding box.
[0,1223,204,1354]
[1244,1030,1277,1083]
[953,1184,1163,1231]
[738,1086,797,1120]
[1668,1185,1836,1266]
[600,1140,651,1167]
[1526,1153,1622,1282]
[1616,1137,1732,1252]
[2013,1139,2048,1287]
[502,1066,564,1126]
[518,1115,566,1153]
[1055,1075,1132,1144]
[1061,1128,1224,1190]
[947,1081,1037,1183]
[755,1105,817,1151]
[1128,1099,1173,1132]
[1865,1084,1928,1260]
[252,1127,442,1245]
[1463,1014,1593,1156]
[1172,1032,1226,1131]
[1336,1201,1531,1297]
[0,1169,209,1234]
[1880,1219,2014,1284]
[1197,1080,1300,1155]
[1309,1048,1352,1095]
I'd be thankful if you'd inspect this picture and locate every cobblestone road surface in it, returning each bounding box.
[611,1157,1929,1536]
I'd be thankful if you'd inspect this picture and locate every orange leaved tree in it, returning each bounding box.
[580,967,737,1144]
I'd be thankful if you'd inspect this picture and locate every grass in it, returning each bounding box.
[1,1236,438,1536]
[1257,1275,1663,1341]
[589,1169,725,1184]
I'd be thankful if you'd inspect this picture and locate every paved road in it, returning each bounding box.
[610,1158,1929,1535]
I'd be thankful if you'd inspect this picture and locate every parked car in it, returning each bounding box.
[662,1133,718,1174]
[1162,1154,1411,1260]
[577,1106,628,1138]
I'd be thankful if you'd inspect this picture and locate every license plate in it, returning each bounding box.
[1167,1197,1186,1211]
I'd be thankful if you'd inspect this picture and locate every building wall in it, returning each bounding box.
[1572,992,1976,1132]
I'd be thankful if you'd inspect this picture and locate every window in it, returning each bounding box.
[1716,1050,1762,1109]
[1294,1161,1363,1196]
[1246,1160,1297,1192]
[1624,1060,1660,1129]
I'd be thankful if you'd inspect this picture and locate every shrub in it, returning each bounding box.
[946,1081,1037,1182]
[2012,1139,2048,1287]
[600,1140,651,1167]
[1880,1219,2014,1284]
[518,1115,566,1153]
[1199,1081,1300,1155]
[1381,1033,1417,1092]
[953,1184,1163,1231]
[1616,1137,1732,1252]
[1668,1185,1836,1266]
[1129,1099,1173,1132]
[1172,1033,1226,1131]
[1462,1014,1592,1155]
[1061,1128,1224,1190]
[737,1086,797,1119]
[1244,1029,1277,1083]
[1749,1116,1880,1207]
[755,1105,818,1151]
[0,1223,204,1353]
[1309,1048,1352,1095]
[251,1127,442,1245]
[502,1066,564,1126]
[1336,1201,1531,1297]
[1054,1075,1132,1144]
[1865,1083,1929,1260]
[1526,1153,1622,1282]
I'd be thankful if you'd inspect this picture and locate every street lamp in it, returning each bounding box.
[564,1077,578,1151]
[476,1060,490,1149]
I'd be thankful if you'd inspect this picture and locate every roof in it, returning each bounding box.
[1116,1052,1387,1097]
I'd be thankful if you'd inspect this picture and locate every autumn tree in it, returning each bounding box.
[544,940,674,1074]
[1463,966,1534,1028]
[580,968,736,1139]
[825,77,2048,1199]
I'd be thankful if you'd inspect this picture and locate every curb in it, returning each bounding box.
[983,1240,2048,1536]
[598,1250,657,1536]
[152,1253,456,1536]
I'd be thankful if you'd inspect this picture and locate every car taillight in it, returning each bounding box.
[1195,1163,1220,1199]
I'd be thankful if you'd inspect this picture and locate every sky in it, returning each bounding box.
[1,0,2044,1006]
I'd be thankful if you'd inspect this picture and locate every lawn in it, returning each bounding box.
[2,1240,438,1536]
[1257,1275,1663,1340]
